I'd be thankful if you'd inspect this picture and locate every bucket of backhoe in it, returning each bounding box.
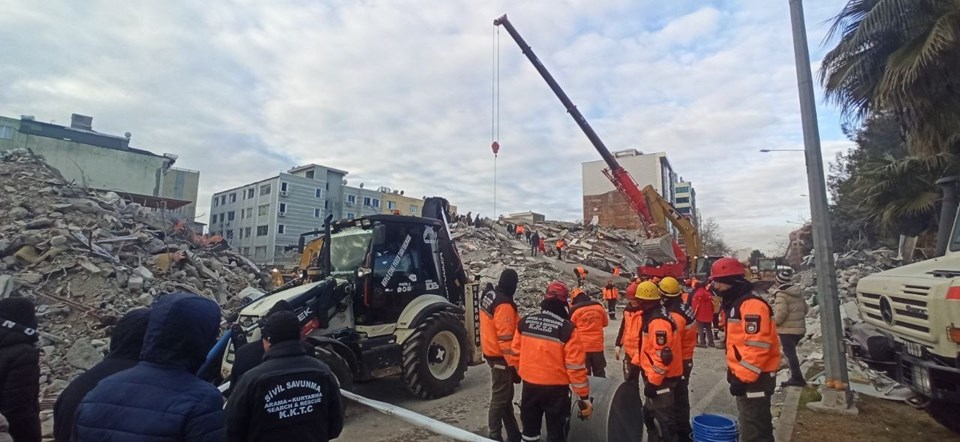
[640,236,677,263]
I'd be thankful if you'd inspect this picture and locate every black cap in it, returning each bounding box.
[0,297,37,330]
[261,311,300,343]
[498,269,519,297]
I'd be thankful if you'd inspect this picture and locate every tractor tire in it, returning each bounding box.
[928,400,960,434]
[313,345,354,390]
[402,310,469,399]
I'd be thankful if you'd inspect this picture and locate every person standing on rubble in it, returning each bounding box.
[692,283,716,348]
[659,277,697,442]
[513,281,591,441]
[54,309,150,442]
[515,224,525,240]
[74,292,224,441]
[479,269,522,442]
[555,239,566,261]
[612,265,621,277]
[225,311,343,442]
[631,281,683,442]
[772,268,807,388]
[538,237,546,255]
[570,288,609,377]
[573,266,588,287]
[602,280,619,319]
[0,297,41,442]
[529,231,541,257]
[614,285,644,383]
[710,258,781,442]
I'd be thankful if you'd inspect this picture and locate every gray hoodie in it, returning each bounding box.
[773,284,807,335]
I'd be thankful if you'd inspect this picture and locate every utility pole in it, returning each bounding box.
[788,0,856,413]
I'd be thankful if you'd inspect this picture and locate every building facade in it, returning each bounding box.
[380,188,425,216]
[0,113,201,229]
[674,181,698,226]
[207,164,347,265]
[343,185,383,219]
[581,149,678,229]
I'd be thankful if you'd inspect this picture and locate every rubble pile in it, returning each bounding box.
[0,149,270,434]
[453,219,643,314]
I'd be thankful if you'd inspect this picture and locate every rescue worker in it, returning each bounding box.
[614,284,644,383]
[631,281,683,442]
[573,266,588,287]
[602,280,619,320]
[480,269,522,442]
[515,224,525,240]
[513,281,591,441]
[711,258,780,442]
[570,289,609,377]
[529,231,541,257]
[538,237,546,255]
[612,265,621,277]
[659,277,697,442]
[692,283,716,348]
[555,239,566,261]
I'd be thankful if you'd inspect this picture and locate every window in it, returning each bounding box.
[242,247,250,256]
[363,197,371,206]
[240,210,245,220]
[260,184,271,196]
[245,208,253,219]
[410,205,418,214]
[0,126,14,140]
[227,211,235,221]
[388,201,396,210]
[314,208,322,218]
[325,181,330,190]
[213,197,219,207]
[280,182,289,192]
[258,204,269,216]
[257,225,269,236]
[218,213,225,223]
[278,203,287,214]
[254,246,267,260]
[239,229,244,239]
[229,193,237,203]
[347,195,356,204]
[372,198,380,208]
[244,227,252,237]
[676,186,689,193]
[221,195,227,205]
[278,224,285,234]
[247,188,255,199]
[324,200,329,210]
[315,188,323,198]
[346,212,355,219]
[676,197,690,204]
[225,230,234,239]
[210,215,216,225]
[305,170,315,179]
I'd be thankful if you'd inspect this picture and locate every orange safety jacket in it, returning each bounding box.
[570,295,609,352]
[633,308,683,386]
[575,266,587,278]
[612,266,621,277]
[556,240,565,250]
[665,299,697,362]
[725,295,781,383]
[513,311,590,398]
[615,305,643,357]
[479,288,520,366]
[602,286,619,300]
[516,225,525,234]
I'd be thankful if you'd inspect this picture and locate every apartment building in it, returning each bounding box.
[581,149,679,229]
[675,180,698,226]
[343,184,383,219]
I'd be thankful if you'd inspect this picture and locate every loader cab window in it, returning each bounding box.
[328,227,372,277]
[365,222,440,323]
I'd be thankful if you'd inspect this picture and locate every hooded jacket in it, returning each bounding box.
[53,309,149,442]
[773,284,807,335]
[73,293,224,441]
[569,293,608,352]
[0,297,40,442]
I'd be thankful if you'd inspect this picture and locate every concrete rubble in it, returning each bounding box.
[0,149,271,437]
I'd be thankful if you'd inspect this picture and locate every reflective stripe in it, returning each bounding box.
[657,388,671,395]
[651,366,667,375]
[739,360,762,374]
[492,364,506,370]
[522,435,541,441]
[497,335,514,341]
[520,331,562,343]
[502,349,517,355]
[566,364,586,370]
[745,340,771,349]
[571,382,589,388]
[728,318,741,323]
[746,391,766,398]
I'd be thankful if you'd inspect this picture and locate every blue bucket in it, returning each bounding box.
[692,413,738,442]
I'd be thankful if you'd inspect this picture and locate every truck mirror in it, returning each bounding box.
[372,224,386,245]
[356,267,373,279]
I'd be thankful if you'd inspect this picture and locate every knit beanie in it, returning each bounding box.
[0,297,38,330]
[261,311,300,344]
[776,268,795,285]
[497,269,519,297]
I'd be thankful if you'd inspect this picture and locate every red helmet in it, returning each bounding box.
[545,281,569,303]
[711,257,745,279]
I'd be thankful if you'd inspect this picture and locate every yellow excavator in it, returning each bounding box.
[271,230,326,288]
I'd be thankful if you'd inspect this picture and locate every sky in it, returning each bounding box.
[0,0,855,254]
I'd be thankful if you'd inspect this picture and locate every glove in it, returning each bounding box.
[615,346,622,361]
[727,371,748,396]
[643,382,665,398]
[577,397,593,420]
[661,346,674,366]
[509,366,521,384]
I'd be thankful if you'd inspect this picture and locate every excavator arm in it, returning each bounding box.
[641,185,700,273]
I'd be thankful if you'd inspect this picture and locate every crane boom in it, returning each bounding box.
[493,14,656,228]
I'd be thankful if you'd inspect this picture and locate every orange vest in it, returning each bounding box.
[616,306,643,357]
[725,296,781,383]
[602,287,619,300]
[575,266,587,278]
[516,225,524,234]
[570,298,609,352]
[479,289,520,366]
[665,301,697,362]
[513,311,590,397]
[633,309,683,386]
[556,240,565,249]
[612,266,621,277]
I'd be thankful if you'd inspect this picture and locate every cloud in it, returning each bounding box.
[0,0,853,253]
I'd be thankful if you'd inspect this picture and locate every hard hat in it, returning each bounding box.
[658,277,682,297]
[710,257,746,279]
[635,281,660,300]
[545,281,569,303]
[569,287,584,304]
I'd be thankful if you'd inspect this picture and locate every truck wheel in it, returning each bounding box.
[402,310,469,399]
[928,400,960,434]
[313,345,354,390]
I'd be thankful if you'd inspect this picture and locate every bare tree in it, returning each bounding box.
[699,217,732,256]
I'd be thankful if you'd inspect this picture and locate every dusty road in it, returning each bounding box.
[340,312,737,441]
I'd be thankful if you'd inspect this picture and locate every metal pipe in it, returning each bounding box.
[934,176,959,257]
[788,0,854,410]
[341,390,494,442]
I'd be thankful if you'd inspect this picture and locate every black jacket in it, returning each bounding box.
[53,309,149,442]
[0,317,40,442]
[226,340,343,442]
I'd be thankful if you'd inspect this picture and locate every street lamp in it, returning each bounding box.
[759,149,805,152]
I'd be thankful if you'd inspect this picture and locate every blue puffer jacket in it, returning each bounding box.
[73,293,224,441]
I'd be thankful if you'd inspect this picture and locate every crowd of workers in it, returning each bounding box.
[480,256,806,442]
[0,293,344,442]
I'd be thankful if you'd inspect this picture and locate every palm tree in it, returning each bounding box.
[819,0,960,156]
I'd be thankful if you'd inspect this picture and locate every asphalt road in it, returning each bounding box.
[340,312,737,441]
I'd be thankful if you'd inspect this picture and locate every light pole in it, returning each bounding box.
[788,0,856,413]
